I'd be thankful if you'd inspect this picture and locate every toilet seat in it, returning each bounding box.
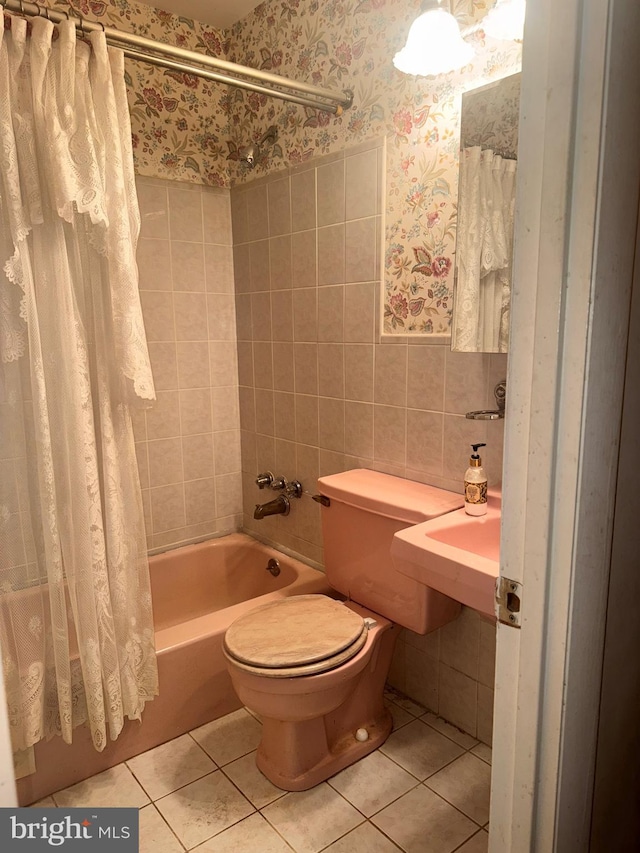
[223,594,369,678]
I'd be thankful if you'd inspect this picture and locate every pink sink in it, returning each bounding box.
[390,495,501,618]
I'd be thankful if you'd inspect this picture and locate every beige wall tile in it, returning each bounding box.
[344,282,375,342]
[317,159,345,226]
[202,189,232,245]
[478,619,497,689]
[407,345,446,411]
[345,149,378,221]
[215,472,243,517]
[292,229,317,289]
[249,239,270,292]
[148,437,183,487]
[477,685,494,746]
[295,394,319,446]
[375,344,408,406]
[137,182,169,239]
[345,344,374,402]
[185,478,216,525]
[140,292,174,341]
[246,183,269,240]
[439,664,478,737]
[150,483,186,533]
[404,644,439,712]
[181,433,214,481]
[233,243,251,294]
[374,405,406,466]
[440,607,481,681]
[269,235,292,290]
[251,292,272,342]
[344,402,374,458]
[212,386,240,433]
[176,341,210,388]
[345,218,377,283]
[294,343,318,395]
[148,342,178,391]
[406,410,444,475]
[214,431,241,476]
[230,188,248,245]
[271,290,294,343]
[253,341,274,390]
[319,397,345,452]
[209,341,238,388]
[146,390,181,440]
[291,168,316,232]
[445,350,491,415]
[171,241,205,292]
[318,224,345,286]
[235,293,253,341]
[272,342,295,391]
[254,388,275,437]
[274,392,296,442]
[174,293,208,341]
[318,285,344,342]
[205,244,234,293]
[267,177,291,237]
[137,239,172,291]
[443,415,487,482]
[318,343,344,399]
[293,288,318,342]
[168,187,203,242]
[179,389,213,435]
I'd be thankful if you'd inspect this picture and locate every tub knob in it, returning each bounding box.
[256,472,274,489]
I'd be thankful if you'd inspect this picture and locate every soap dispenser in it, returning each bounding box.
[464,443,488,516]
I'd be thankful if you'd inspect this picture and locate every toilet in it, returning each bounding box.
[223,469,464,791]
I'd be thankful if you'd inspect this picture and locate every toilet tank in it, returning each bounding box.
[317,469,464,634]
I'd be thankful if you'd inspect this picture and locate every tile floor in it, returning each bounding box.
[34,688,491,853]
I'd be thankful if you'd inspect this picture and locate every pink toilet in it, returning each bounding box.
[223,469,464,791]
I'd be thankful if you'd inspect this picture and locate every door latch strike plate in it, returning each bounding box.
[496,577,522,628]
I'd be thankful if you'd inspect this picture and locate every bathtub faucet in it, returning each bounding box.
[254,495,290,519]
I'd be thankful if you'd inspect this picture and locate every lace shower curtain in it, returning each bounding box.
[0,15,158,753]
[452,147,517,352]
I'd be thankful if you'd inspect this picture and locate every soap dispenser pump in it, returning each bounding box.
[464,443,488,516]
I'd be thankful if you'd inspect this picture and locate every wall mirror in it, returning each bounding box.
[451,72,521,353]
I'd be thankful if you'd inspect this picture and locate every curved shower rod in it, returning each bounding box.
[0,0,354,115]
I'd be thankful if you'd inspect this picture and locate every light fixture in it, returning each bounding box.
[393,0,475,77]
[482,0,526,42]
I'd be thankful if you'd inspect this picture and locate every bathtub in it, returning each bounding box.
[17,533,330,805]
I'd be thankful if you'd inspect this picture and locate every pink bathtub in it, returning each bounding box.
[18,533,330,805]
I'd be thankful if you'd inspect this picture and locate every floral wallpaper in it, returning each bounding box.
[35,0,522,332]
[461,71,521,158]
[43,0,232,187]
[226,0,522,335]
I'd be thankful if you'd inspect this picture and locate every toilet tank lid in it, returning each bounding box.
[317,469,464,524]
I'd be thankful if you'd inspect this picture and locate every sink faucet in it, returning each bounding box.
[254,495,290,519]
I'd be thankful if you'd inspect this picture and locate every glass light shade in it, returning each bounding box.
[393,8,475,77]
[483,0,526,42]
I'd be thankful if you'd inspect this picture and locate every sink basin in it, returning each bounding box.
[390,495,501,618]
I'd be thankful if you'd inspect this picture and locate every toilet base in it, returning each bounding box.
[243,618,401,791]
[256,705,392,791]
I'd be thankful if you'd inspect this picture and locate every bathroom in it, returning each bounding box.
[1,0,639,851]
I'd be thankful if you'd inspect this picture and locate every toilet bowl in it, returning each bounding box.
[224,469,464,791]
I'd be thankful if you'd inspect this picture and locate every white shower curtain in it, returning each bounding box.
[0,15,158,753]
[452,147,517,352]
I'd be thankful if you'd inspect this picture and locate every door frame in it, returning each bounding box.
[491,0,640,850]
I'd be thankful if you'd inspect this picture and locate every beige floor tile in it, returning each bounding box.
[193,813,292,853]
[127,734,216,800]
[155,770,254,849]
[139,804,184,853]
[425,754,491,826]
[29,797,56,807]
[52,764,150,809]
[262,782,364,853]
[222,751,286,808]
[371,786,476,853]
[190,708,262,766]
[328,750,418,817]
[380,720,465,781]
[421,713,479,750]
[470,743,492,765]
[385,689,426,718]
[388,702,414,731]
[321,821,403,853]
[455,829,489,853]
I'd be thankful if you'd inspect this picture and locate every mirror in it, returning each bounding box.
[451,72,521,353]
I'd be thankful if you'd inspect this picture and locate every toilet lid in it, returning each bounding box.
[224,594,366,672]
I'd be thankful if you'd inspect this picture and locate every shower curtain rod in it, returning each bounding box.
[0,0,354,115]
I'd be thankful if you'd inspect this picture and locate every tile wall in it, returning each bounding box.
[231,139,503,743]
[134,176,242,551]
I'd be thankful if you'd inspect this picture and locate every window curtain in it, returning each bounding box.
[0,14,158,753]
[452,146,517,352]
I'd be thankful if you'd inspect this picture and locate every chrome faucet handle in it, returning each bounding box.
[270,475,286,490]
[285,480,302,499]
[256,472,274,489]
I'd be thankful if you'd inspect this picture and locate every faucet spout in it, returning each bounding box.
[254,495,290,519]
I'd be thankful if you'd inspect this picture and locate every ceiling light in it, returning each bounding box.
[393,1,475,77]
[482,0,526,42]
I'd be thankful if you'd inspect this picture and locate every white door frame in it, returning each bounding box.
[491,0,640,850]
